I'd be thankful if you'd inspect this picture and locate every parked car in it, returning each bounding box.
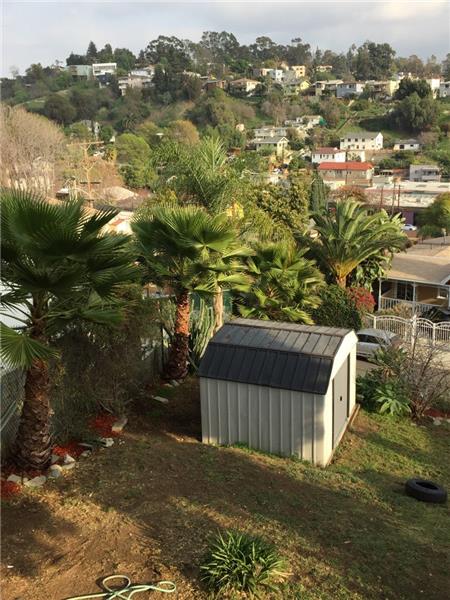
[402,224,417,231]
[356,328,401,358]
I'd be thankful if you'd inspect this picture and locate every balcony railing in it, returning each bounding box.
[379,296,443,315]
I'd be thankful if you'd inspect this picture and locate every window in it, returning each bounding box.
[396,282,413,301]
[437,287,449,300]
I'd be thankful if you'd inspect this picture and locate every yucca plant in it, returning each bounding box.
[0,189,138,469]
[200,531,289,598]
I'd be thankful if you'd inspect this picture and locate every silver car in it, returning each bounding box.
[356,328,401,358]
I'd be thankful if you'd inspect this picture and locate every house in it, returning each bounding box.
[202,79,226,92]
[314,79,343,96]
[66,64,93,79]
[286,115,323,129]
[366,181,450,225]
[364,80,399,98]
[311,147,346,164]
[426,78,442,98]
[378,237,450,315]
[340,132,383,151]
[228,78,260,96]
[253,126,288,139]
[92,63,117,77]
[409,164,441,182]
[280,76,310,96]
[199,318,357,466]
[318,161,374,187]
[316,65,333,73]
[118,69,154,95]
[440,81,450,98]
[252,136,290,158]
[290,65,306,78]
[336,82,365,98]
[393,139,421,152]
[252,67,271,78]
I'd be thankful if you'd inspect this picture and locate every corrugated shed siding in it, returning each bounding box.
[200,378,324,462]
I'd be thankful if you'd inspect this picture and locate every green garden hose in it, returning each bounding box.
[65,575,176,599]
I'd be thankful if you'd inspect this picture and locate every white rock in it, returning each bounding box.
[80,450,92,458]
[51,454,60,464]
[170,380,180,387]
[111,416,128,433]
[63,454,76,464]
[433,418,442,426]
[48,464,63,478]
[60,461,75,471]
[24,475,46,487]
[6,474,22,484]
[100,437,114,447]
[163,382,173,388]
[152,396,169,404]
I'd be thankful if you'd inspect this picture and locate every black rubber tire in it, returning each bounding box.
[405,478,447,503]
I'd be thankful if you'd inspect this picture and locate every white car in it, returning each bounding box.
[402,224,417,232]
[356,328,401,358]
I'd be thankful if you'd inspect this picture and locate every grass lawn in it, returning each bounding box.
[2,378,449,599]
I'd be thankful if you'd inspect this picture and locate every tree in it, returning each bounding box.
[0,105,65,195]
[0,191,138,469]
[442,53,450,80]
[166,119,200,145]
[417,193,450,236]
[355,42,395,80]
[114,48,137,72]
[237,242,323,324]
[312,285,362,330]
[86,41,98,63]
[303,200,406,287]
[116,132,151,164]
[395,78,432,100]
[310,171,329,212]
[43,94,76,125]
[132,206,248,380]
[97,43,114,63]
[145,36,191,71]
[393,93,439,132]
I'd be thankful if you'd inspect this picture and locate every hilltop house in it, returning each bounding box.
[316,65,333,73]
[440,81,450,98]
[336,82,365,98]
[251,136,289,159]
[318,161,374,188]
[340,132,383,152]
[378,237,450,316]
[314,80,343,96]
[253,126,288,138]
[393,139,421,152]
[311,147,346,164]
[285,115,323,129]
[228,78,260,95]
[409,164,441,182]
[118,69,154,95]
[66,64,93,79]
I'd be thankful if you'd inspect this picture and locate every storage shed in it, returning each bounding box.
[199,318,358,466]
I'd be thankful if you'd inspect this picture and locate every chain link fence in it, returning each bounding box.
[1,368,25,457]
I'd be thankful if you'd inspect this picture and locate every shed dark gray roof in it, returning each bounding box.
[199,319,353,395]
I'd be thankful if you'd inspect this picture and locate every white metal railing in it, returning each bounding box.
[364,314,450,345]
[378,296,442,315]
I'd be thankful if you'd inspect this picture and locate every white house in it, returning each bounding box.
[393,139,421,152]
[252,136,289,158]
[409,164,441,182]
[316,65,333,73]
[426,78,442,98]
[118,69,154,95]
[92,63,117,77]
[340,132,383,151]
[336,82,365,98]
[318,162,374,187]
[440,81,450,98]
[289,65,306,78]
[311,147,346,164]
[314,79,343,96]
[253,126,288,139]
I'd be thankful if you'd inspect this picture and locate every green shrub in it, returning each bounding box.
[374,381,411,417]
[200,531,288,598]
[313,285,362,330]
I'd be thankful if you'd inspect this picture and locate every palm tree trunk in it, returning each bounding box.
[164,290,190,381]
[14,357,52,470]
[337,275,347,288]
[213,288,224,334]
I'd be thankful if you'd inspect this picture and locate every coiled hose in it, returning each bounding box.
[65,575,176,599]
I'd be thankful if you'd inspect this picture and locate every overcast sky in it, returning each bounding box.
[2,0,449,77]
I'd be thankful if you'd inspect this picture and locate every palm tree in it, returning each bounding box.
[132,205,249,380]
[303,200,406,288]
[1,190,138,469]
[237,242,323,324]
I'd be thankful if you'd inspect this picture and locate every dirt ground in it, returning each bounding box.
[1,378,449,600]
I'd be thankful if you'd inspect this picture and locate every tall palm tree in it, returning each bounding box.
[1,190,138,469]
[303,200,406,288]
[132,205,249,380]
[237,242,323,324]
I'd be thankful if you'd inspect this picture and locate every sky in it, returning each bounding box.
[2,0,449,77]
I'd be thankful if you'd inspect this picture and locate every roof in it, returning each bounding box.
[318,161,373,171]
[314,147,342,154]
[386,240,450,285]
[341,132,381,139]
[394,139,420,145]
[253,136,288,144]
[199,318,353,395]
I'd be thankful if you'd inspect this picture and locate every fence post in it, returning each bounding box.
[411,314,417,349]
[432,323,436,347]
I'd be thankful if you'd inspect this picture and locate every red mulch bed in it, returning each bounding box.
[424,408,450,419]
[0,480,21,500]
[52,442,86,459]
[89,414,120,437]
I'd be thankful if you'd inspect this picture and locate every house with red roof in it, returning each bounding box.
[318,161,374,188]
[311,147,346,164]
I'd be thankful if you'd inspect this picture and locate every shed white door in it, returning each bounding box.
[332,357,349,448]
